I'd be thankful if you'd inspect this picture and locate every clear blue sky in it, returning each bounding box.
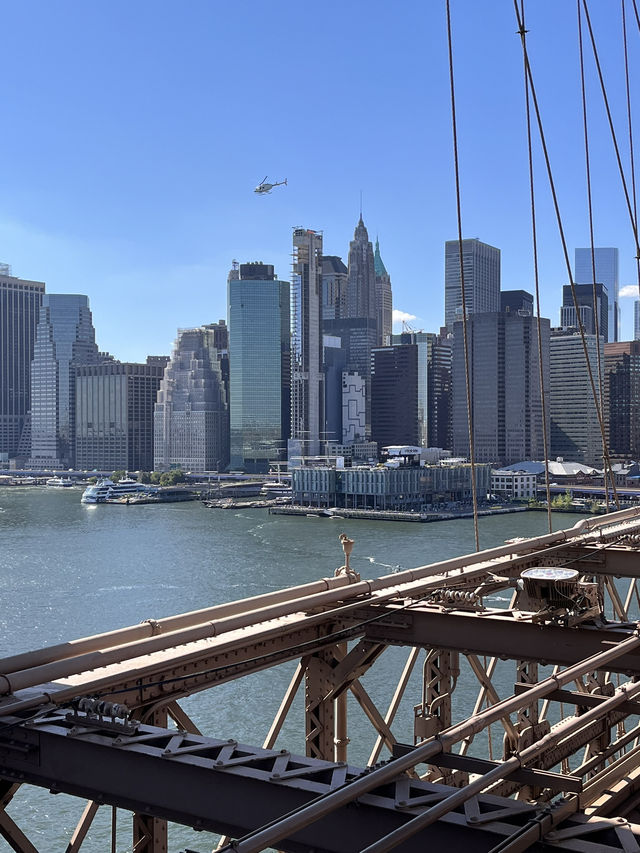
[1,1,638,361]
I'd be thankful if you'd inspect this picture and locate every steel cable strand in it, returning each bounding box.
[519,0,553,532]
[577,0,612,511]
[514,0,620,512]
[446,0,480,552]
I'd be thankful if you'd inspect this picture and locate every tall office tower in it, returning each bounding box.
[575,247,619,341]
[374,238,393,346]
[452,306,550,465]
[635,300,640,340]
[346,216,377,327]
[321,256,348,321]
[428,333,452,450]
[228,263,290,473]
[501,290,533,314]
[605,342,640,461]
[392,330,435,447]
[29,294,100,469]
[444,238,500,331]
[323,335,346,446]
[154,322,229,473]
[371,344,419,449]
[549,330,603,467]
[342,372,366,443]
[0,266,45,458]
[76,360,165,471]
[560,283,608,340]
[291,228,324,458]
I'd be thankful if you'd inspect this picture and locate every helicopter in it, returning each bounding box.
[254,176,287,194]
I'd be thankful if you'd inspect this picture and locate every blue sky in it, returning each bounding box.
[1,1,638,361]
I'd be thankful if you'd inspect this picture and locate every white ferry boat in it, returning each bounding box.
[81,477,157,504]
[46,477,74,488]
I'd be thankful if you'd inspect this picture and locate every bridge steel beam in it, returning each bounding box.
[0,713,551,853]
[363,607,640,675]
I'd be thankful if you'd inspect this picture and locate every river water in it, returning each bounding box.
[0,487,571,852]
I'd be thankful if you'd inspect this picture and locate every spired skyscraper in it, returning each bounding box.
[574,247,619,342]
[374,238,392,346]
[291,229,324,458]
[154,322,229,473]
[29,294,101,469]
[0,265,45,459]
[228,262,290,473]
[444,238,501,331]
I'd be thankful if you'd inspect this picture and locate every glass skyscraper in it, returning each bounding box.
[574,247,619,342]
[0,267,45,458]
[228,263,290,473]
[29,294,100,469]
[444,238,500,331]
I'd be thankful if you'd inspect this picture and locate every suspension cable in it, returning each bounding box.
[581,0,640,259]
[513,0,621,511]
[622,0,640,295]
[519,0,553,532]
[446,0,480,552]
[577,0,611,512]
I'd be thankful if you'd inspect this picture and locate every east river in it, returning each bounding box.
[0,487,572,852]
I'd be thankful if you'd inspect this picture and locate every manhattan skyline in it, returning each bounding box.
[2,1,639,362]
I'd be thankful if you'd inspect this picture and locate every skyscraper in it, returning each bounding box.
[392,330,435,447]
[549,330,603,467]
[635,300,640,341]
[452,303,549,465]
[76,360,165,472]
[374,238,392,346]
[444,238,500,330]
[575,247,619,342]
[321,256,348,321]
[0,265,45,458]
[228,263,290,473]
[291,229,324,457]
[29,294,100,469]
[154,322,229,473]
[371,343,419,449]
[346,216,377,327]
[605,341,640,461]
[560,283,608,340]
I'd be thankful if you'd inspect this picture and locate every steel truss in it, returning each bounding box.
[2,508,640,850]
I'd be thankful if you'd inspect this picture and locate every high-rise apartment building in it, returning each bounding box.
[549,330,603,467]
[371,344,419,449]
[29,294,100,469]
[228,263,290,473]
[560,283,608,340]
[76,360,165,472]
[392,331,434,448]
[0,266,45,458]
[575,247,619,342]
[291,229,324,457]
[452,305,549,465]
[154,322,229,473]
[444,238,500,330]
[323,335,346,446]
[605,341,640,461]
[428,333,452,450]
[635,300,640,340]
[374,238,392,346]
[341,372,366,443]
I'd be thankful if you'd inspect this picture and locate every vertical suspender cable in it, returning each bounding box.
[577,0,611,512]
[519,0,553,533]
[513,0,621,511]
[446,0,480,552]
[622,0,640,297]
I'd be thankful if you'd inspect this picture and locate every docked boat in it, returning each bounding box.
[81,477,157,504]
[46,477,74,488]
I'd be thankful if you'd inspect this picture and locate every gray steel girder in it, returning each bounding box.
[0,711,574,853]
